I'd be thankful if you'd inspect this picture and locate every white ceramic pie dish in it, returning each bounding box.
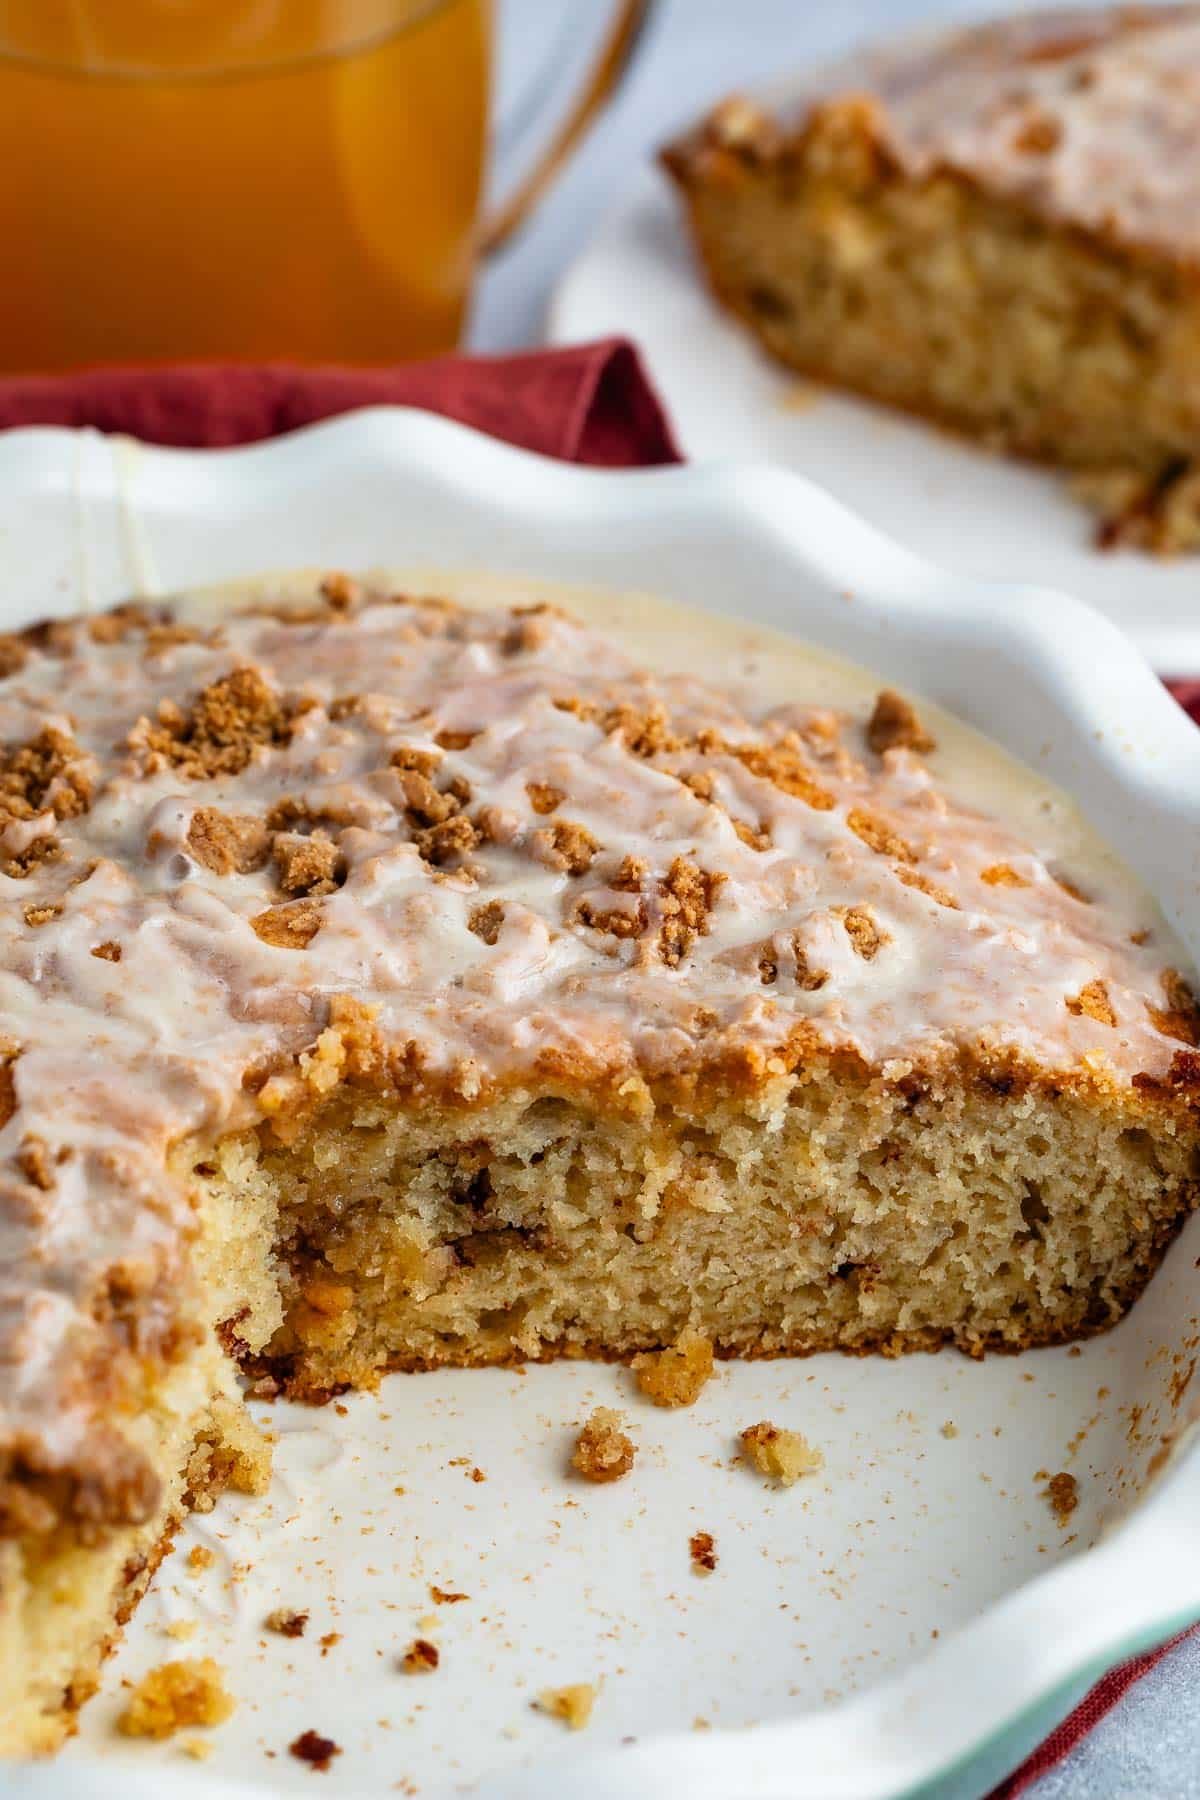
[1,409,1199,1800]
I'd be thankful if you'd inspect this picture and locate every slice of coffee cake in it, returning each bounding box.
[663,6,1200,551]
[2,577,1197,1750]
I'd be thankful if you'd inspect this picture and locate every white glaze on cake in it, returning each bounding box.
[0,576,1193,1470]
[778,5,1200,266]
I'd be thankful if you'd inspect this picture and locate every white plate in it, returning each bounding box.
[3,413,1200,1800]
[548,166,1200,672]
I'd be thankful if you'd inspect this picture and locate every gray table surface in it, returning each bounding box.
[472,2,1200,1794]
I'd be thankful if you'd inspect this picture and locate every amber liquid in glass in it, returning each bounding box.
[0,0,490,370]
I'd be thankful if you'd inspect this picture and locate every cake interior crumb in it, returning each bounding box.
[740,1420,823,1486]
[536,1682,597,1730]
[633,1330,715,1408]
[116,1659,234,1740]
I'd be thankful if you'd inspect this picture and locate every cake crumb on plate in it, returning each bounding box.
[689,1530,718,1574]
[116,1659,233,1740]
[571,1407,636,1483]
[289,1729,341,1771]
[740,1421,823,1485]
[1042,1470,1079,1525]
[401,1638,440,1674]
[536,1683,596,1729]
[265,1608,308,1638]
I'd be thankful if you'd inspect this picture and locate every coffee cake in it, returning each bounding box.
[663,6,1200,551]
[2,576,1198,1750]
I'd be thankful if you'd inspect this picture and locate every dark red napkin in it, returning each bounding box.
[0,338,681,467]
[992,1631,1192,1797]
[1167,679,1200,726]
[0,339,1189,1798]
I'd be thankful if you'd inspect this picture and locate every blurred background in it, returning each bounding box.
[479,0,1026,349]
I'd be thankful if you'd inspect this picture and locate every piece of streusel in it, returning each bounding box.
[571,1408,636,1483]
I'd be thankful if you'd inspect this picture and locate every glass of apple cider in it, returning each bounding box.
[0,1,654,371]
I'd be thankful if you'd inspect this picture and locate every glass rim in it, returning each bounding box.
[0,0,455,84]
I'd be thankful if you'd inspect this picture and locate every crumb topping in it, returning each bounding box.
[128,668,302,780]
[894,867,960,910]
[981,863,1029,888]
[835,904,886,960]
[1,726,94,877]
[17,1136,53,1191]
[526,780,565,815]
[532,819,599,876]
[467,900,505,945]
[1067,979,1117,1027]
[273,831,344,898]
[725,736,835,810]
[186,807,271,876]
[2,725,93,821]
[0,580,1192,1482]
[657,858,726,967]
[847,808,917,863]
[251,899,325,950]
[867,689,935,756]
[571,1407,636,1483]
